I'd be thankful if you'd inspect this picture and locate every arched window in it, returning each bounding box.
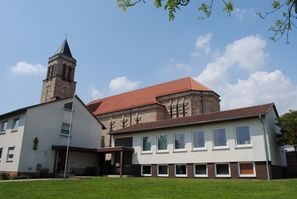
[62,64,66,80]
[68,67,72,82]
[50,65,55,77]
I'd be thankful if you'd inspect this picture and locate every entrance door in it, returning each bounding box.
[57,150,66,174]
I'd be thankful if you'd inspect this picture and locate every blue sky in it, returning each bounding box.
[0,0,296,114]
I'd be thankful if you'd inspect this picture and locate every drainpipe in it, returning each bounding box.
[259,114,271,181]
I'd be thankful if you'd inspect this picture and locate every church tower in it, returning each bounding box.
[40,39,77,103]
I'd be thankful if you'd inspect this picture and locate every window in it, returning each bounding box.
[0,148,3,161]
[193,131,205,149]
[215,163,230,177]
[175,133,185,150]
[213,128,227,148]
[158,165,168,177]
[141,165,152,176]
[194,164,208,177]
[142,136,151,152]
[158,135,168,151]
[64,102,73,110]
[62,64,66,80]
[1,121,8,133]
[68,67,72,82]
[61,123,70,135]
[238,163,256,177]
[12,118,20,131]
[175,164,187,177]
[7,147,15,162]
[236,126,251,146]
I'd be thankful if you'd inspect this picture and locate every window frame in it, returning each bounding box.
[238,162,256,177]
[212,128,228,150]
[141,165,152,177]
[157,134,168,153]
[175,164,188,177]
[157,164,169,177]
[192,130,206,151]
[6,146,15,162]
[194,164,208,177]
[215,163,231,178]
[61,122,71,136]
[0,148,3,162]
[12,118,20,132]
[142,136,152,153]
[0,120,8,134]
[235,125,252,148]
[174,133,186,152]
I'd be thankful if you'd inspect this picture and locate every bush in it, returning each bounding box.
[0,172,9,180]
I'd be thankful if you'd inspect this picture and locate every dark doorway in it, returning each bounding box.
[57,150,66,174]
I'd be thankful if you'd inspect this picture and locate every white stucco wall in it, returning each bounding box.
[114,118,275,165]
[0,113,26,173]
[17,97,102,173]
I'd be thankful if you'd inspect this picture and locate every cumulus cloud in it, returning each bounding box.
[234,8,256,20]
[196,35,267,87]
[88,84,103,99]
[10,62,46,75]
[109,76,140,93]
[194,35,297,114]
[221,70,297,113]
[192,33,213,56]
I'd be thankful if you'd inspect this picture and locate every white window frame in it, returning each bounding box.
[157,134,168,153]
[194,164,208,177]
[174,133,186,152]
[238,162,256,177]
[0,120,8,134]
[235,125,252,148]
[215,163,231,178]
[6,146,15,162]
[157,164,169,177]
[175,164,187,177]
[142,136,152,154]
[141,165,152,177]
[12,118,20,132]
[212,128,229,150]
[192,130,206,151]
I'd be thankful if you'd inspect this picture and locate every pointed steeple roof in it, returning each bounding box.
[54,39,73,58]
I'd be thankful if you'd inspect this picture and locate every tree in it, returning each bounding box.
[116,0,297,43]
[276,110,297,158]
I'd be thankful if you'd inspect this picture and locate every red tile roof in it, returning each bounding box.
[110,103,276,135]
[88,77,214,115]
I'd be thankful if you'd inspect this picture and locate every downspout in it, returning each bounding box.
[259,114,271,181]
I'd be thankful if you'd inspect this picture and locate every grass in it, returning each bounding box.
[0,177,297,199]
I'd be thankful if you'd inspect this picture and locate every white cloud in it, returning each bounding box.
[196,35,267,87]
[194,35,297,114]
[10,62,46,75]
[193,33,213,55]
[221,70,297,113]
[88,84,103,99]
[160,59,192,75]
[234,8,256,20]
[109,76,140,93]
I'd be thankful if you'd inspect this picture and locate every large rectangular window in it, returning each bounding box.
[215,163,230,177]
[175,133,185,150]
[213,128,227,148]
[142,136,152,152]
[238,163,256,177]
[0,121,8,133]
[158,135,168,151]
[175,164,187,177]
[141,165,152,176]
[12,118,20,131]
[236,126,251,146]
[193,131,205,149]
[158,165,168,177]
[194,164,208,177]
[61,123,70,135]
[7,147,15,162]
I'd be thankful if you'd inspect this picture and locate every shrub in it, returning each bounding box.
[0,172,9,180]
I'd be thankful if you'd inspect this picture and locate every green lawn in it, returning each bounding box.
[0,177,297,199]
